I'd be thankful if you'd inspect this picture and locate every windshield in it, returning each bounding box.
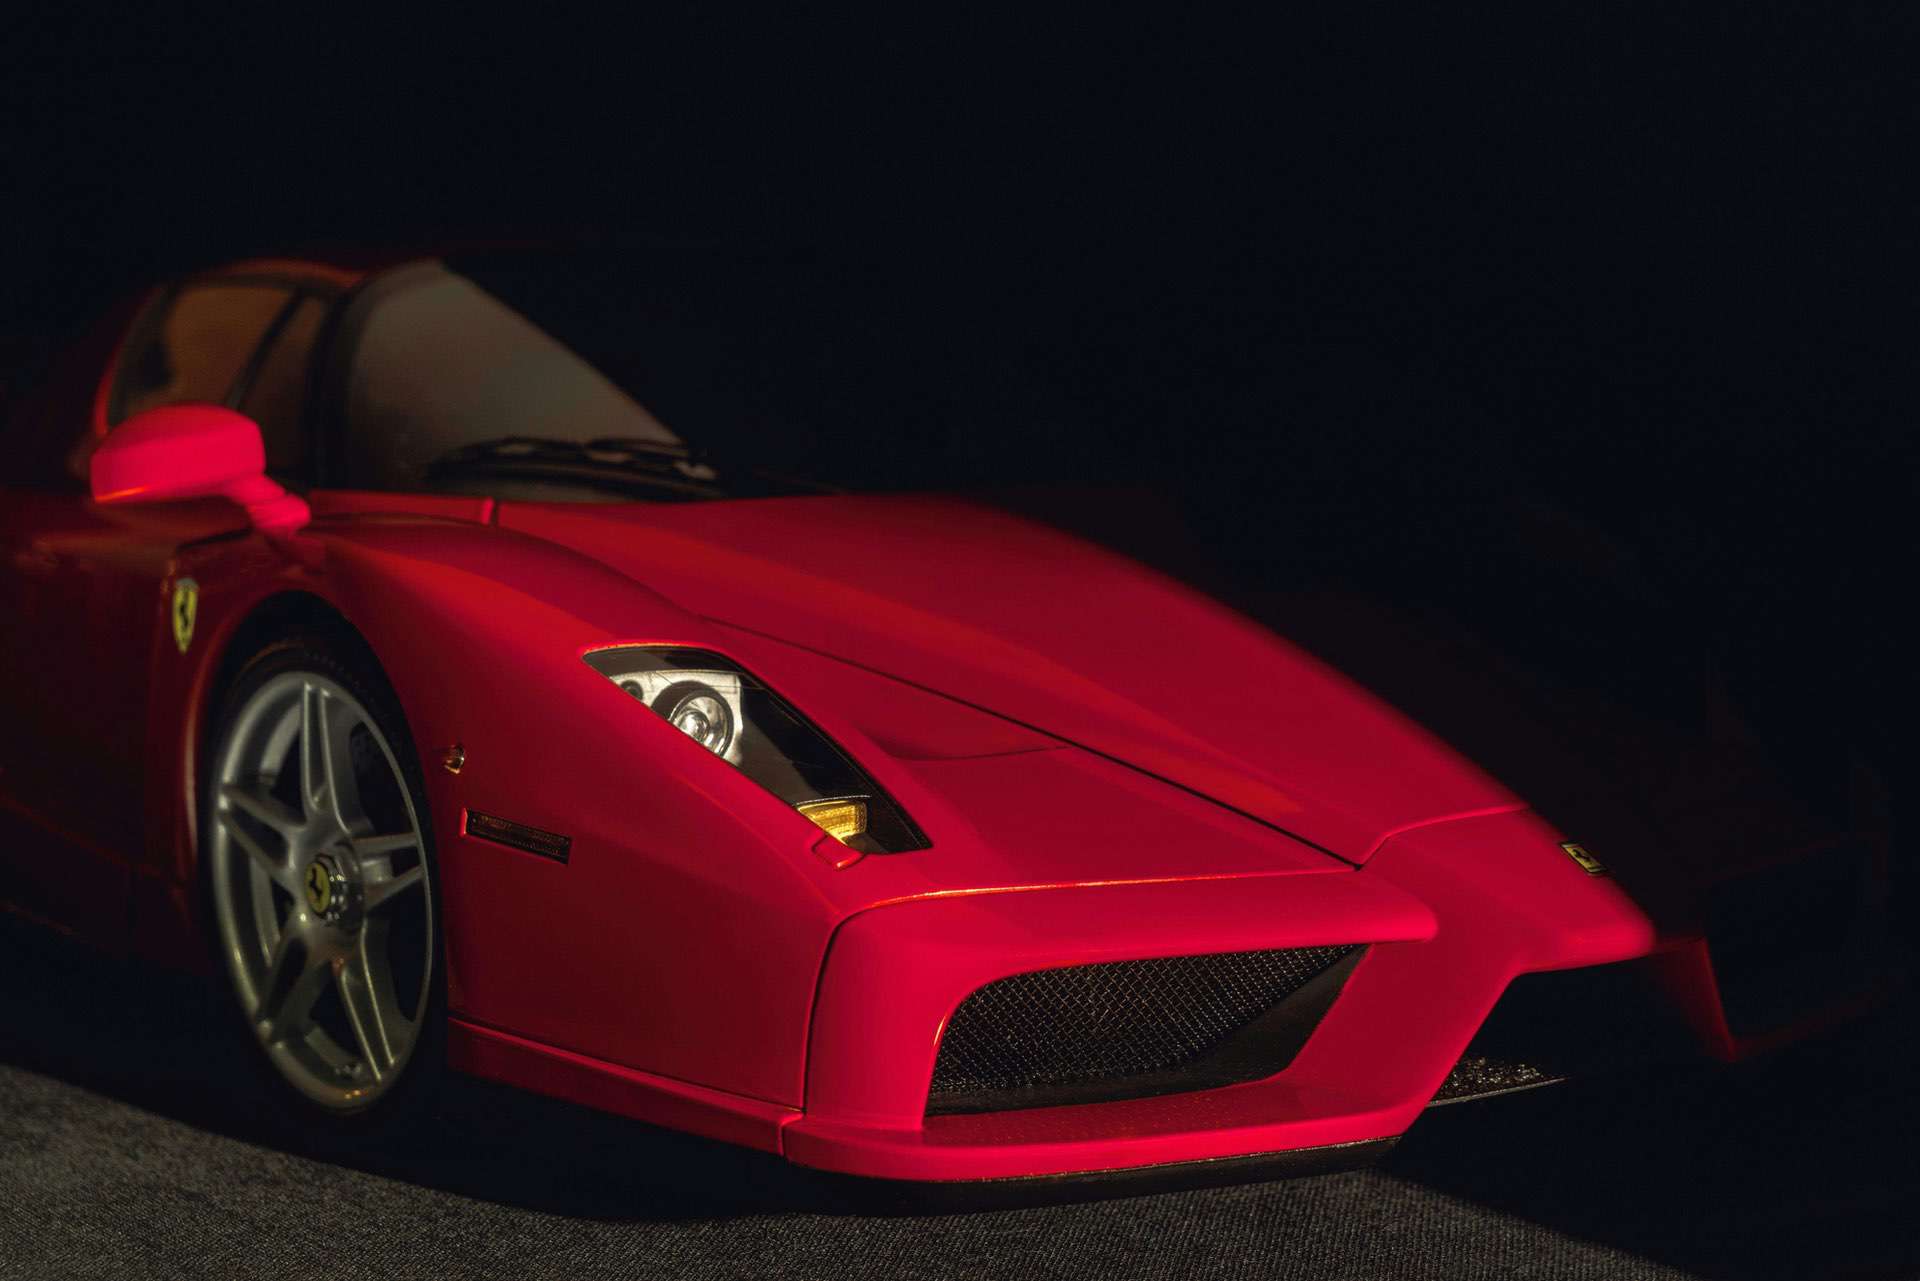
[336,250,1081,500]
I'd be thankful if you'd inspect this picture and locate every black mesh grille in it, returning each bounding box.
[928,945,1359,1114]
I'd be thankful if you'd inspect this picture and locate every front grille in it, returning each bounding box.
[927,945,1361,1115]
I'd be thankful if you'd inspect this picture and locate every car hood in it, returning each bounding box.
[497,495,1518,861]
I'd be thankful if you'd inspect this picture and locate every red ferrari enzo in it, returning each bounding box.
[0,251,1893,1186]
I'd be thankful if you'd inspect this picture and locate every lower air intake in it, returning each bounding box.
[927,945,1362,1116]
[1430,959,1694,1105]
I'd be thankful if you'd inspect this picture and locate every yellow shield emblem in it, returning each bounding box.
[1559,841,1607,876]
[171,577,198,654]
[304,860,333,915]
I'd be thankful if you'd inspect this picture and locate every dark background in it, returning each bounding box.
[3,9,1918,1278]
[6,9,1914,826]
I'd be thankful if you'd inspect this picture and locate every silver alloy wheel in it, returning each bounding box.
[208,670,433,1111]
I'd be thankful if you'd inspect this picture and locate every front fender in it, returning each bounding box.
[157,516,840,1105]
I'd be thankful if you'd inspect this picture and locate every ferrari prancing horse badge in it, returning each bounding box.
[305,859,333,916]
[1560,841,1607,876]
[171,577,198,653]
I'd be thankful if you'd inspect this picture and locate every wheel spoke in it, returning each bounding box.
[362,863,423,912]
[217,809,298,893]
[338,946,404,1079]
[300,683,362,830]
[219,782,304,842]
[255,933,331,1047]
[353,832,417,858]
[298,683,324,810]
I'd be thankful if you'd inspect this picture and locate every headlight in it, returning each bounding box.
[584,645,929,854]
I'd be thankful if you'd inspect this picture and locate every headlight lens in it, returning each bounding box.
[585,645,929,853]
[657,683,736,756]
[615,670,743,759]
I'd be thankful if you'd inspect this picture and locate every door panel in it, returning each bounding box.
[0,488,247,940]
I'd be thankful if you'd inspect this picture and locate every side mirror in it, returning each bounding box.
[89,404,309,532]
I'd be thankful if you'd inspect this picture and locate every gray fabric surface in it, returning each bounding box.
[1,916,1915,1280]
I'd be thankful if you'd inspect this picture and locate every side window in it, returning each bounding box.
[239,295,328,482]
[112,284,292,423]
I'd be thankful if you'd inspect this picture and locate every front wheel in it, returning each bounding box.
[203,639,444,1128]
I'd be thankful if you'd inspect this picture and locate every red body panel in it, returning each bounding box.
[279,517,1358,1107]
[495,498,1520,862]
[0,493,253,941]
[0,259,1892,1185]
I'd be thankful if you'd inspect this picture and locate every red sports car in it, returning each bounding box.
[0,251,1893,1187]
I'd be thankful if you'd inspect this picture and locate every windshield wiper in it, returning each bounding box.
[581,437,841,494]
[426,435,726,499]
[425,435,842,499]
[581,436,726,481]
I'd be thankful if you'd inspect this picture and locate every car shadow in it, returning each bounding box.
[4,910,1919,1276]
[1376,1003,1920,1281]
[0,912,828,1219]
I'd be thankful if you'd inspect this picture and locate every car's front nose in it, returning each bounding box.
[787,868,1435,1181]
[786,808,1674,1182]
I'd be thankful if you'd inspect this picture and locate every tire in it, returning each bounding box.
[200,633,446,1144]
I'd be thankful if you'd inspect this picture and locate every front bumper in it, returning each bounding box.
[786,807,1882,1182]
[449,807,1888,1186]
[787,867,1435,1180]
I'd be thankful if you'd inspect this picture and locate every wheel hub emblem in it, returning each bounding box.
[305,854,342,918]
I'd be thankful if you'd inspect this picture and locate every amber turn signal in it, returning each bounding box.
[797,797,869,844]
